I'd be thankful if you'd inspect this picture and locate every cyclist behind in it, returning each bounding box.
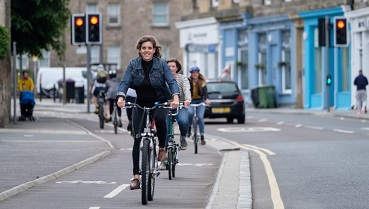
[187,66,210,145]
[90,65,108,117]
[125,88,137,132]
[105,69,122,127]
[166,58,191,149]
[116,35,179,190]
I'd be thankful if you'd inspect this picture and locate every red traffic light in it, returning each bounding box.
[337,20,345,29]
[75,18,84,27]
[90,16,99,25]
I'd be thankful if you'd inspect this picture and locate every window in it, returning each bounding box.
[107,46,121,70]
[258,33,267,85]
[212,0,219,7]
[107,4,120,26]
[281,30,291,94]
[91,46,100,64]
[38,50,50,67]
[340,47,350,91]
[233,0,240,3]
[314,28,322,93]
[86,3,98,13]
[16,54,29,70]
[153,2,168,26]
[264,0,271,5]
[284,0,291,2]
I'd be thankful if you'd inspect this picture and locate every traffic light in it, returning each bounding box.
[334,17,348,47]
[86,13,102,44]
[326,74,332,86]
[71,14,86,45]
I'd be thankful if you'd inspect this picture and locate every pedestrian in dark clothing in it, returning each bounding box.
[354,69,368,114]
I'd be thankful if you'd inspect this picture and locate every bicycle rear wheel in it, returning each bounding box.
[167,147,173,180]
[141,138,150,205]
[193,118,198,154]
[99,105,104,129]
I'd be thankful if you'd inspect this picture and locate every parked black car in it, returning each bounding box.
[204,79,245,124]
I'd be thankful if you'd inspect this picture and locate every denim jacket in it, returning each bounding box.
[116,56,180,101]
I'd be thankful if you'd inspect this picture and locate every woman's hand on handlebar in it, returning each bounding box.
[117,97,125,108]
[170,94,179,109]
[184,100,191,109]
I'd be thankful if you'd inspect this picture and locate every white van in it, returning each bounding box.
[36,67,88,98]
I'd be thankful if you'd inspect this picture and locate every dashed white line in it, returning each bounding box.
[332,129,354,134]
[104,184,130,198]
[305,126,324,130]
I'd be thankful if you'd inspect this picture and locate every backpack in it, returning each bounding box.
[96,70,107,83]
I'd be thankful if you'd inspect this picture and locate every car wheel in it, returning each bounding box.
[226,117,233,123]
[237,115,245,124]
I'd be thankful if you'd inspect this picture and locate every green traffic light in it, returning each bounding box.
[326,75,332,86]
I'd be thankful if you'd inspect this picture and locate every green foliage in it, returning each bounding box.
[0,26,9,59]
[11,0,70,59]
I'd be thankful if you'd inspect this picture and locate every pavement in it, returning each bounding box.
[3,98,368,208]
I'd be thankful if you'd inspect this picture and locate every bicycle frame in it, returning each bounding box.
[166,105,182,180]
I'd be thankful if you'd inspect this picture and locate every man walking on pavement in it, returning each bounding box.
[354,69,369,115]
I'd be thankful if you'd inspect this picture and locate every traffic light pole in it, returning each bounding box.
[86,44,91,113]
[325,16,330,112]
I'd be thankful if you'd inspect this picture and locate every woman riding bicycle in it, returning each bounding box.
[187,66,210,145]
[116,35,180,190]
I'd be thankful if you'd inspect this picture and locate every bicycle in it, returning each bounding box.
[189,103,206,154]
[126,101,166,205]
[98,90,106,129]
[165,104,183,180]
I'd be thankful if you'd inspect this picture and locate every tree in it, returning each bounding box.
[11,0,70,58]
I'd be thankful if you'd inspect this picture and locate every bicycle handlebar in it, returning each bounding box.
[189,103,207,107]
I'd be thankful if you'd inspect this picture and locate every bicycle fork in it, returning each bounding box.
[139,135,160,178]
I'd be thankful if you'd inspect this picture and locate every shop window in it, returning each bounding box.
[153,2,168,26]
[314,28,322,93]
[281,30,291,94]
[340,47,350,92]
[258,33,267,85]
[107,4,120,26]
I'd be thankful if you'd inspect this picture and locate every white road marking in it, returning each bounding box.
[361,127,369,131]
[89,207,100,209]
[55,180,116,184]
[104,184,130,198]
[305,126,324,130]
[217,127,281,133]
[277,121,284,125]
[295,124,302,128]
[258,118,268,122]
[332,129,354,134]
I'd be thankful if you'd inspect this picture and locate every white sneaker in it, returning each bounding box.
[159,161,167,170]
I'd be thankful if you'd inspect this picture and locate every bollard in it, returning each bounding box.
[39,83,42,102]
[53,84,56,103]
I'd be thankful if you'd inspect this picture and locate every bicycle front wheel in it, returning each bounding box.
[141,138,150,205]
[167,147,173,180]
[193,118,198,154]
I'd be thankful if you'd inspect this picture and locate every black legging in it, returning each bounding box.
[108,98,121,116]
[131,106,169,175]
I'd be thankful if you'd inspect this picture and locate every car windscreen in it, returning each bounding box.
[207,82,239,93]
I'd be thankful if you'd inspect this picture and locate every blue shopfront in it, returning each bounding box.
[299,6,351,110]
[219,14,296,106]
